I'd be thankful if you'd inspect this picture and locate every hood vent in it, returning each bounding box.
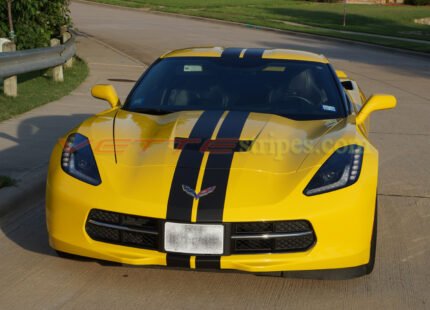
[174,137,253,153]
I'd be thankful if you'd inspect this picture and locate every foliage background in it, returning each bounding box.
[0,0,71,50]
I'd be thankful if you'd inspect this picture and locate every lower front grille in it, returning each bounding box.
[85,209,159,250]
[275,235,315,251]
[86,223,120,242]
[235,239,272,252]
[85,209,316,255]
[230,220,315,254]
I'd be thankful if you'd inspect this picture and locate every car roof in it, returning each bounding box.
[160,47,329,64]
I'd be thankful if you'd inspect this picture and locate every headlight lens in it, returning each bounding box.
[61,133,101,186]
[304,145,363,196]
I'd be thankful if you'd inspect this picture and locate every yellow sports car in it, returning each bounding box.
[46,48,396,279]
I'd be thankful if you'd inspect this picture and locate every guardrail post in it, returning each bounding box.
[50,38,64,82]
[3,42,17,97]
[62,32,74,69]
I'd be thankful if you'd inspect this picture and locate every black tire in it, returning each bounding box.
[365,199,378,274]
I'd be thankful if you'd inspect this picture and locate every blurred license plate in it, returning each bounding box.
[164,222,224,255]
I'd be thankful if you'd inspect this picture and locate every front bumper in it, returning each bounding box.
[46,180,376,275]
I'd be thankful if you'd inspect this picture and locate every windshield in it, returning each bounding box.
[125,57,345,120]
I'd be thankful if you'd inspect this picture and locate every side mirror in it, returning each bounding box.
[91,84,121,109]
[356,94,396,126]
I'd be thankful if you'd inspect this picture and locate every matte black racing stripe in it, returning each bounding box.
[196,111,249,222]
[195,256,221,269]
[166,111,224,222]
[166,254,191,268]
[221,48,243,60]
[243,48,265,60]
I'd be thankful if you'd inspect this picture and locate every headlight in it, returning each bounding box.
[304,145,363,196]
[61,133,101,186]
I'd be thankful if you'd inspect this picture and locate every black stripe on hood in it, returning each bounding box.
[166,111,223,222]
[196,111,249,222]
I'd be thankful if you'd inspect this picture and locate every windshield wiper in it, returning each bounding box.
[131,108,175,115]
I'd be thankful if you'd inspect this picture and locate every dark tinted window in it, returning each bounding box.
[125,58,344,120]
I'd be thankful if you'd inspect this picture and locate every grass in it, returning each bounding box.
[0,176,16,189]
[0,58,89,122]
[86,0,430,52]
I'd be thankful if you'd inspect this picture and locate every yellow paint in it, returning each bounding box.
[190,256,196,269]
[91,84,121,109]
[211,111,229,138]
[161,47,224,58]
[263,49,328,63]
[191,152,209,223]
[356,94,397,126]
[161,47,328,63]
[336,70,348,79]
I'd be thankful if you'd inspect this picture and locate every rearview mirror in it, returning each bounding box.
[356,94,396,126]
[91,84,121,109]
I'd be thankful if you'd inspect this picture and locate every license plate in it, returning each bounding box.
[164,222,224,255]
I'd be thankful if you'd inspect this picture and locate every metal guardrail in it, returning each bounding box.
[0,33,76,79]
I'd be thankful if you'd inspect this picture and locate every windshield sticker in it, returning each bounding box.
[184,65,203,72]
[263,66,285,72]
[322,105,336,112]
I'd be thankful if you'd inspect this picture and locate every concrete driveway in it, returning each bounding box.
[0,1,429,309]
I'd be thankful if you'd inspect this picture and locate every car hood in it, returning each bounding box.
[75,109,353,220]
[113,109,343,173]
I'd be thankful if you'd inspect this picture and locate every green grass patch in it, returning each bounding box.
[0,176,16,189]
[86,0,430,52]
[0,58,89,122]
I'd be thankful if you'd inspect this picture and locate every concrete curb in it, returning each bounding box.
[0,167,46,217]
[73,0,430,59]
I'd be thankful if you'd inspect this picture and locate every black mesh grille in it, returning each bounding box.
[235,239,272,252]
[121,215,157,230]
[233,221,312,235]
[235,222,273,234]
[86,223,120,242]
[274,235,315,251]
[122,231,157,248]
[231,220,315,254]
[275,221,311,233]
[89,210,120,224]
[86,210,159,250]
[85,209,315,255]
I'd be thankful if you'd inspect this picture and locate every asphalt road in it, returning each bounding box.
[1,1,429,309]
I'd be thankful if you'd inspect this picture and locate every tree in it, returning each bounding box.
[0,0,71,49]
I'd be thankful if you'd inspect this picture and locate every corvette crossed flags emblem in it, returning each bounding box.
[182,185,216,200]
